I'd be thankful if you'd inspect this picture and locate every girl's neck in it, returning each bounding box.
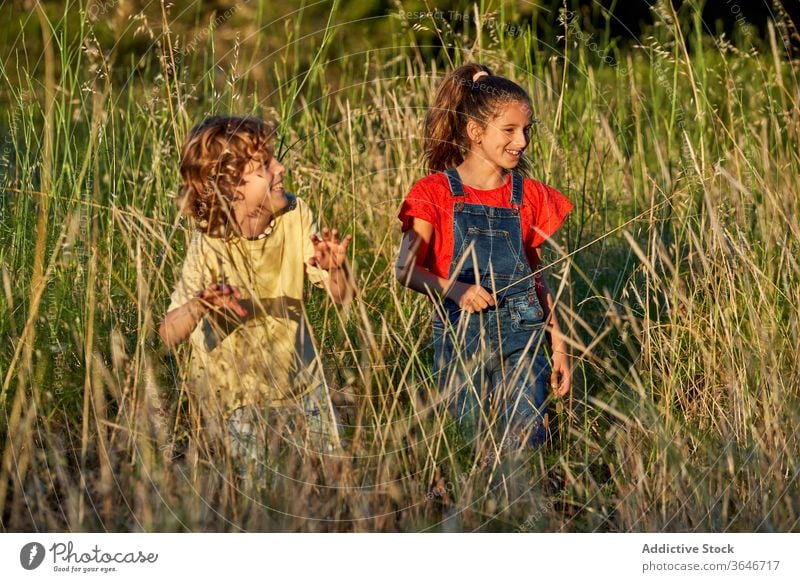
[456,158,508,190]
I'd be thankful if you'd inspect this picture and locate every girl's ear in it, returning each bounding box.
[466,118,484,144]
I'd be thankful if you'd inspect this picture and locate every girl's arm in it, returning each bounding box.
[531,248,571,396]
[395,217,495,313]
[158,283,247,349]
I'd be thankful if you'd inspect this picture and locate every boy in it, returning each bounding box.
[159,116,351,465]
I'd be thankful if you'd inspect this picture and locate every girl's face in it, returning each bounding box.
[469,100,532,171]
[235,156,288,222]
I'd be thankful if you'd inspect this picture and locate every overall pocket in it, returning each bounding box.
[508,291,545,331]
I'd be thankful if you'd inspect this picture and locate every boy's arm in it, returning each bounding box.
[395,218,494,313]
[159,283,248,349]
[531,248,571,396]
[309,227,354,304]
[323,261,352,304]
[159,297,206,349]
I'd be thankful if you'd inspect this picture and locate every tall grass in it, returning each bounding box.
[1,0,798,531]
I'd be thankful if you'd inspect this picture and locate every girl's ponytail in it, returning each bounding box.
[423,64,489,172]
[423,63,532,174]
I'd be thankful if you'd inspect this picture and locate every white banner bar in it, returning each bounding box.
[1,533,798,581]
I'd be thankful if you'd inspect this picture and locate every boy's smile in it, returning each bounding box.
[235,156,288,238]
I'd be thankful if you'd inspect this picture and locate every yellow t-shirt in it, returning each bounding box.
[167,195,330,414]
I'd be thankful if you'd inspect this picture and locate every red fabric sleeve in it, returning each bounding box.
[398,180,440,232]
[529,182,573,248]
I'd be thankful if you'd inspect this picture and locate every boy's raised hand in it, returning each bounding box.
[309,228,352,271]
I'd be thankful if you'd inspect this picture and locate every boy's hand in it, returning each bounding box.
[445,281,495,313]
[310,228,352,271]
[195,283,248,318]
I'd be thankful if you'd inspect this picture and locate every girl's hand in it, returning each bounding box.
[446,281,495,313]
[310,228,352,271]
[550,350,571,396]
[196,283,248,318]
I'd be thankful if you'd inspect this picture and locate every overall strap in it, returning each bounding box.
[444,168,465,197]
[510,173,524,206]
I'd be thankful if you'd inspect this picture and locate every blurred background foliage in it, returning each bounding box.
[1,0,795,106]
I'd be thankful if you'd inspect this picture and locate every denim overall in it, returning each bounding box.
[432,169,550,447]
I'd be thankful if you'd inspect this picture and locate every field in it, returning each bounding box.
[1,0,799,532]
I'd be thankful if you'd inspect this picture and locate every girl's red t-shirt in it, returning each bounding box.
[398,172,573,279]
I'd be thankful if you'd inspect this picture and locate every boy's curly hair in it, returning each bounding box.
[177,116,277,237]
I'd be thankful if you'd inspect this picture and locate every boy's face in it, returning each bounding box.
[235,156,288,222]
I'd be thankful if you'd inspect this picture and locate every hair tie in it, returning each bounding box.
[472,71,489,82]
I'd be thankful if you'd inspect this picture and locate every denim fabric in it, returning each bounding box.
[433,169,550,447]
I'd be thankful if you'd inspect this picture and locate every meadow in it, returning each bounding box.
[1,0,798,532]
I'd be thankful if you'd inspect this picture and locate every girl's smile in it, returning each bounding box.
[469,100,532,173]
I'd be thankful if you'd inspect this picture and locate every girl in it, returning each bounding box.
[396,64,572,447]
